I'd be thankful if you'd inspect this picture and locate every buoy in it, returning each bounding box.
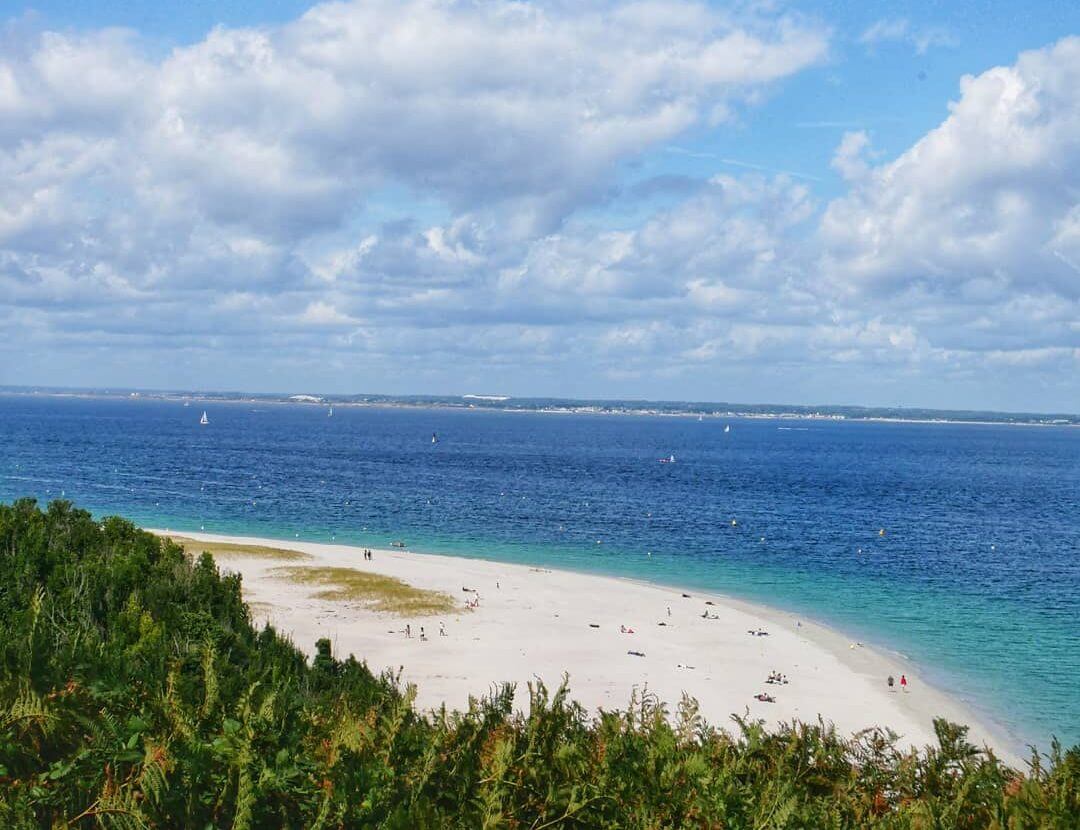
[731,519,738,527]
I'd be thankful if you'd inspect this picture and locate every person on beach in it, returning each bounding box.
[900,674,908,692]
[405,624,411,638]
[420,626,426,641]
[888,675,895,690]
[439,622,446,637]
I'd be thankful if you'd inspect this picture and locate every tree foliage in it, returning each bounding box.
[1,499,1077,828]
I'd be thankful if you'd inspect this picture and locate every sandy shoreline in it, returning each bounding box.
[154,528,1023,766]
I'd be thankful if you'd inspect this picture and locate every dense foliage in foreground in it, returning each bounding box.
[1,500,1077,828]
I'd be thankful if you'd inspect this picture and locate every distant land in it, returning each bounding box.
[3,385,1077,426]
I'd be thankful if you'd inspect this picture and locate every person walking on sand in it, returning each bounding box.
[439,622,446,637]
[887,675,894,690]
[420,626,426,641]
[900,674,908,692]
[405,624,411,638]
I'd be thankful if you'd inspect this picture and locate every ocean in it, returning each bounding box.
[2,393,1077,752]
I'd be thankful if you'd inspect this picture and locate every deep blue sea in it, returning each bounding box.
[2,394,1078,752]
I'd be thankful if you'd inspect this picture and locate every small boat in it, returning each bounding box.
[697,415,703,422]
[328,406,333,417]
[724,424,730,433]
[391,540,407,548]
[659,454,676,464]
[431,432,438,444]
[199,411,209,425]
[183,401,190,407]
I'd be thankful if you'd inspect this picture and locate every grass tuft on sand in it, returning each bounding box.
[273,566,459,615]
[165,536,312,562]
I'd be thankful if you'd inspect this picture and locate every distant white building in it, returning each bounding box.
[288,394,324,403]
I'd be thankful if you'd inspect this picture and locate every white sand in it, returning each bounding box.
[157,530,1021,766]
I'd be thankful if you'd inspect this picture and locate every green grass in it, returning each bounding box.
[273,565,459,615]
[163,535,312,562]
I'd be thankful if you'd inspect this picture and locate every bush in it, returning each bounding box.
[0,499,1076,828]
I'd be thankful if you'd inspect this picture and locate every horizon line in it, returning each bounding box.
[2,384,1077,422]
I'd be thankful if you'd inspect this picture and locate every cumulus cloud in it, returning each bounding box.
[804,36,1080,410]
[0,5,1077,409]
[0,0,826,297]
[821,37,1080,361]
[1,0,829,370]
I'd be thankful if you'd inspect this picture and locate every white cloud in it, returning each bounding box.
[0,6,1077,410]
[298,300,355,326]
[814,36,1080,401]
[822,37,1080,304]
[858,18,955,55]
[0,0,828,299]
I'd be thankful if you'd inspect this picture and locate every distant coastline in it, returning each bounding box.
[3,385,1077,427]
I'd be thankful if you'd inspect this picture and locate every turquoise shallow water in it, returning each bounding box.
[2,394,1077,752]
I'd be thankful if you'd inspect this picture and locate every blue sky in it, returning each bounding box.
[2,1,1079,411]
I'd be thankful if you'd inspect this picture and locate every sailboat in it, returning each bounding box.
[200,411,209,425]
[328,406,334,417]
[659,453,676,464]
[431,432,438,444]
[724,424,730,433]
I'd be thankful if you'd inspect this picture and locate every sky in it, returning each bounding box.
[2,1,1079,412]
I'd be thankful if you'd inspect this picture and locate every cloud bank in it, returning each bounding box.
[0,3,1076,409]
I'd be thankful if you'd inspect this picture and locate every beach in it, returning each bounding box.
[156,529,1022,766]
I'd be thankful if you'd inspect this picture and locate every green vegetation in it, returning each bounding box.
[163,536,311,562]
[272,566,459,615]
[2,499,1078,828]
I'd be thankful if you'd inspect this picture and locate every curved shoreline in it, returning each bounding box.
[152,527,1026,768]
